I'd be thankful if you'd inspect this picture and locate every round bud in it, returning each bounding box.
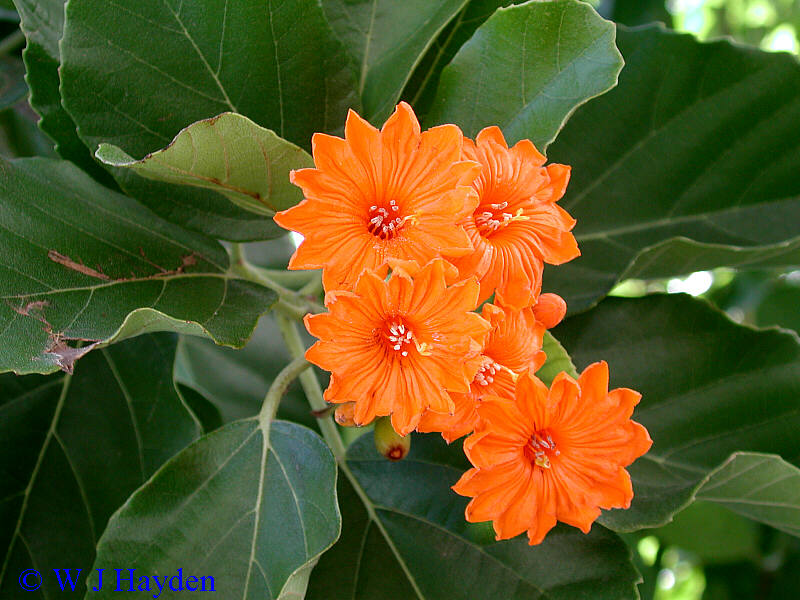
[334,402,357,427]
[533,293,567,329]
[374,417,411,461]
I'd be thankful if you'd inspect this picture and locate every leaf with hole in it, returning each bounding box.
[0,157,276,375]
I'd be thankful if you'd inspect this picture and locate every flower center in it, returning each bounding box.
[474,201,529,237]
[367,200,406,240]
[381,318,430,358]
[524,430,560,469]
[473,358,501,387]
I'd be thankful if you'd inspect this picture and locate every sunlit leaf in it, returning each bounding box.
[537,331,578,386]
[96,113,312,217]
[426,0,623,149]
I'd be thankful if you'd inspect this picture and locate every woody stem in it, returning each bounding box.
[275,313,347,462]
[229,244,325,317]
[259,355,310,425]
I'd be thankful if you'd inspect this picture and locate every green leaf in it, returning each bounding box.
[323,0,467,123]
[175,314,318,430]
[60,0,358,155]
[96,113,312,217]
[59,0,358,241]
[0,157,276,375]
[425,0,623,149]
[0,103,58,159]
[403,0,525,115]
[554,294,800,532]
[13,0,112,182]
[537,331,578,386]
[546,27,800,312]
[0,334,200,598]
[0,56,27,111]
[308,433,641,599]
[755,277,800,333]
[697,453,800,538]
[86,419,340,600]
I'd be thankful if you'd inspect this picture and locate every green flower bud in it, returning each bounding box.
[374,417,411,461]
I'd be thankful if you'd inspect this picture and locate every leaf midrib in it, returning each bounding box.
[0,272,238,300]
[344,455,556,599]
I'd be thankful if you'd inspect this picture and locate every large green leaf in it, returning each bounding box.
[59,0,358,241]
[12,0,110,181]
[323,0,466,123]
[86,418,339,600]
[554,294,800,532]
[308,433,641,599]
[403,0,524,115]
[425,0,623,149]
[697,452,800,538]
[60,0,357,155]
[0,157,276,375]
[96,113,312,217]
[0,334,199,598]
[546,27,800,312]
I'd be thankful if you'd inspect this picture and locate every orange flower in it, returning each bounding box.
[304,259,489,435]
[452,127,580,308]
[453,362,652,545]
[417,303,545,442]
[274,102,481,291]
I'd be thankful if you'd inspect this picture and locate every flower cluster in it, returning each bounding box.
[275,102,652,545]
